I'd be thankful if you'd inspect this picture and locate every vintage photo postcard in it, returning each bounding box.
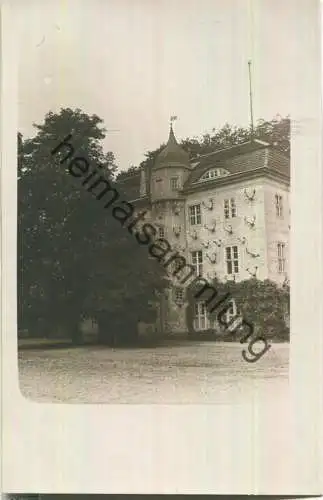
[1,0,322,495]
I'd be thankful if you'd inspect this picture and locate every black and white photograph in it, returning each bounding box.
[15,0,294,404]
[1,0,322,495]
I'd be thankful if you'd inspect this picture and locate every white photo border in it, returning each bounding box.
[1,0,322,495]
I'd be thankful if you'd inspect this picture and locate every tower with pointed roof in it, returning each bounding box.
[150,122,191,202]
[148,123,192,333]
[149,122,191,265]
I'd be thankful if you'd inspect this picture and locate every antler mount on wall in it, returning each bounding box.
[202,198,214,211]
[206,252,217,264]
[204,222,216,233]
[244,215,256,228]
[224,224,233,235]
[173,226,181,238]
[246,247,260,258]
[244,188,256,202]
[246,266,258,277]
[213,239,223,247]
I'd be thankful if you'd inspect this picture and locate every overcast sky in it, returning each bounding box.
[17,0,300,171]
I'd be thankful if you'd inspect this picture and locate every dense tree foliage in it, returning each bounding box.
[213,278,290,342]
[185,278,290,342]
[18,108,166,345]
[116,164,141,181]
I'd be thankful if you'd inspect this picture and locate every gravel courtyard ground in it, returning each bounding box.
[18,341,289,404]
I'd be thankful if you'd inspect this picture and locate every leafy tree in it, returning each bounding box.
[194,116,290,157]
[116,164,141,181]
[136,144,165,180]
[223,278,290,341]
[255,115,290,155]
[18,108,166,345]
[83,226,167,345]
[18,108,115,342]
[200,278,290,341]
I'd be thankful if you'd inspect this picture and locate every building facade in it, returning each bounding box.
[119,125,290,336]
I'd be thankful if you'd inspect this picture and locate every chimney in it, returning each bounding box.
[140,168,147,197]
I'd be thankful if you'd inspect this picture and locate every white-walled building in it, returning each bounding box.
[119,125,290,335]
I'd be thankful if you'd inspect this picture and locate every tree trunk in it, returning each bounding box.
[97,312,139,346]
[97,312,114,345]
[71,320,83,345]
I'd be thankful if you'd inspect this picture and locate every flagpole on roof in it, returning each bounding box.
[170,115,178,130]
[248,60,255,139]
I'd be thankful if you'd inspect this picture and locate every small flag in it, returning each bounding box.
[170,115,178,122]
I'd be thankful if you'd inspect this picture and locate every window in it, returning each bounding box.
[231,198,237,218]
[193,302,208,330]
[224,199,230,219]
[199,168,230,182]
[158,226,165,238]
[275,194,283,217]
[224,198,237,219]
[224,300,243,332]
[174,288,184,302]
[170,177,179,190]
[189,204,202,225]
[226,301,235,320]
[225,246,239,274]
[277,242,286,273]
[191,250,203,277]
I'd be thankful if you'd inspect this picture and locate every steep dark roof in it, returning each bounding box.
[266,148,290,177]
[117,172,142,202]
[116,139,290,202]
[153,125,190,170]
[185,140,290,187]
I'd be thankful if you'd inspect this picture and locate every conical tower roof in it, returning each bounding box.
[153,124,190,169]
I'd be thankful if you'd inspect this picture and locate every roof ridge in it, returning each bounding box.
[197,140,252,159]
[117,172,142,183]
[197,138,271,160]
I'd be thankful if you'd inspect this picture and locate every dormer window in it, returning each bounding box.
[198,168,230,182]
